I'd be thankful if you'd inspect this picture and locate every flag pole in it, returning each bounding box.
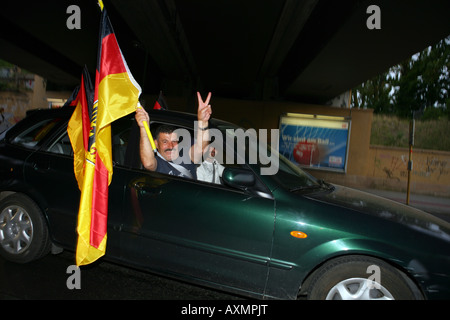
[98,0,104,11]
[138,103,157,152]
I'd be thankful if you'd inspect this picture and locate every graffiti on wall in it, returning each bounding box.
[372,149,450,185]
[419,157,449,181]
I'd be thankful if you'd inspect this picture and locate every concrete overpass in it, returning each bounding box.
[1,0,449,104]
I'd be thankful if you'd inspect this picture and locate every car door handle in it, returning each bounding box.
[32,161,50,173]
[133,182,162,196]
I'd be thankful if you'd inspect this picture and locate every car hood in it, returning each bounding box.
[305,185,450,242]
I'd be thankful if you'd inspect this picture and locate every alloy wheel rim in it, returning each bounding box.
[0,205,34,254]
[326,277,395,300]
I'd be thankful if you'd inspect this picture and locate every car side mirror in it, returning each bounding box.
[222,167,255,190]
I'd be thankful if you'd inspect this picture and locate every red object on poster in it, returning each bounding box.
[293,141,320,165]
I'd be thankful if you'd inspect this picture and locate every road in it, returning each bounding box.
[0,251,244,300]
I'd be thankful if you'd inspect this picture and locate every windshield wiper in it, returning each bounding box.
[318,179,335,191]
[289,179,335,193]
[289,184,322,192]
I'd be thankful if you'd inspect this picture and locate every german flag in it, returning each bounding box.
[67,65,94,192]
[153,91,169,110]
[68,2,141,266]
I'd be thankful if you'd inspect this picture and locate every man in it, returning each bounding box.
[135,92,212,179]
[197,143,225,184]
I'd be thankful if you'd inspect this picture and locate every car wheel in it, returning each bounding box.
[0,193,51,263]
[308,255,423,300]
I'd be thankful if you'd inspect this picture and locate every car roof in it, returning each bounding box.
[8,105,237,137]
[4,106,76,141]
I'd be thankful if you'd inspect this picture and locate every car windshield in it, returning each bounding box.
[273,153,327,191]
[214,121,323,192]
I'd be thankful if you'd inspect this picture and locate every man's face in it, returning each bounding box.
[203,145,216,161]
[156,132,179,161]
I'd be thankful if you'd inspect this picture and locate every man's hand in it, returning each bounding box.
[192,92,212,163]
[197,91,212,123]
[135,106,157,171]
[135,106,150,128]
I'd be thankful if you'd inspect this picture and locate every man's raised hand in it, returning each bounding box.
[197,91,212,122]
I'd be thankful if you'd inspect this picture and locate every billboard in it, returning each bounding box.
[279,113,351,172]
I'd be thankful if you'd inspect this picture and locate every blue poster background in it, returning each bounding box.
[279,119,349,171]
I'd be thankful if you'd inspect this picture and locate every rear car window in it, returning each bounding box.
[11,118,63,149]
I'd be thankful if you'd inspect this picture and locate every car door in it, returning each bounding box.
[23,133,80,248]
[22,120,127,255]
[116,164,275,295]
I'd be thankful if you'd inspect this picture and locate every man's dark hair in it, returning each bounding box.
[154,124,176,139]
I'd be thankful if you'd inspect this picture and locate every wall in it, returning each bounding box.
[365,146,450,197]
[0,74,47,132]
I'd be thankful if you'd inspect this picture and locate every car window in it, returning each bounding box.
[129,120,195,171]
[11,118,63,149]
[129,120,247,187]
[149,121,194,158]
[111,116,134,166]
[44,116,133,166]
[47,131,73,156]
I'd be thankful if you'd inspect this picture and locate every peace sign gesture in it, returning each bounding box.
[197,91,212,123]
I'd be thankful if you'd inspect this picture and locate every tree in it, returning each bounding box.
[351,70,393,113]
[352,35,450,119]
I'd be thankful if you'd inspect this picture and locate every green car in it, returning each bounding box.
[0,106,449,300]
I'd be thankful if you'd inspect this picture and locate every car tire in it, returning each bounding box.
[307,255,423,300]
[0,193,51,263]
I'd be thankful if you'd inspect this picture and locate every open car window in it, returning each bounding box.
[128,120,195,172]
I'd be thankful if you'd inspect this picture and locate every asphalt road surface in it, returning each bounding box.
[0,250,244,300]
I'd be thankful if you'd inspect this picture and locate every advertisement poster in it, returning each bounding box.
[279,113,351,172]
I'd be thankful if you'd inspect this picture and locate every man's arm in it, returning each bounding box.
[191,92,212,164]
[135,107,157,171]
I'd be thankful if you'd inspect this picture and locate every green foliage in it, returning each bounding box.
[0,59,15,68]
[352,36,450,120]
[371,114,450,151]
